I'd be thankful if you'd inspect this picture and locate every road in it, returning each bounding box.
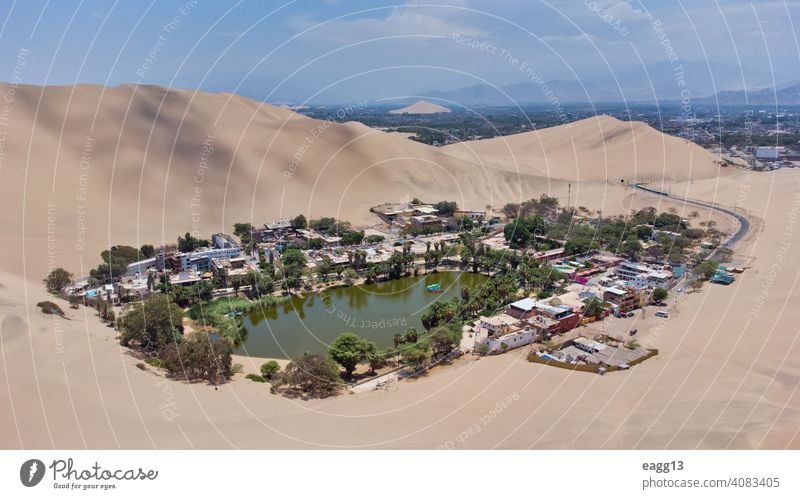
[632,183,750,254]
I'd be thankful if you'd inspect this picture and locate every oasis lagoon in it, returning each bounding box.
[235,272,488,359]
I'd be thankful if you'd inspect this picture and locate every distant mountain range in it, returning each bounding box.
[411,62,799,108]
[697,83,800,106]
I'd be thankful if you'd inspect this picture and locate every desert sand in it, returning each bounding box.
[1,84,797,449]
[388,100,451,114]
[442,114,725,184]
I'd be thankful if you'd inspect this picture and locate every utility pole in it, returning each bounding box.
[567,183,571,210]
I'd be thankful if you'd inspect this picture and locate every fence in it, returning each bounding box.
[528,348,659,373]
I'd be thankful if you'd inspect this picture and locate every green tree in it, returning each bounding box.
[362,340,386,373]
[140,244,155,258]
[291,214,307,230]
[695,259,719,280]
[270,352,340,398]
[160,332,233,383]
[328,333,366,379]
[622,235,643,259]
[260,360,281,380]
[280,248,307,267]
[652,287,668,303]
[583,297,605,318]
[44,268,73,294]
[342,268,357,284]
[401,340,431,370]
[429,327,462,358]
[118,294,184,352]
[177,232,208,252]
[233,223,254,242]
[433,200,458,216]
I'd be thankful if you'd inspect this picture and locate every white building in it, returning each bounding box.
[482,327,542,354]
[479,314,519,336]
[126,257,157,275]
[615,261,673,289]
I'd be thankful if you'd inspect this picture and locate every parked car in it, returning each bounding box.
[654,311,669,318]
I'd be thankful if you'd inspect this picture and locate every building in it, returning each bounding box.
[534,303,580,333]
[411,205,439,216]
[546,291,586,315]
[524,314,560,337]
[371,203,410,223]
[212,233,238,249]
[454,209,486,221]
[506,297,537,320]
[482,326,542,354]
[169,269,202,286]
[180,246,242,271]
[126,256,157,275]
[615,260,674,289]
[530,247,565,262]
[255,220,294,242]
[651,229,682,242]
[603,286,637,314]
[755,146,785,161]
[573,337,608,354]
[479,314,519,336]
[410,215,441,226]
[210,256,255,278]
[117,276,151,299]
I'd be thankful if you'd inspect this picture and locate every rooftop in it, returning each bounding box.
[481,314,519,327]
[509,297,536,312]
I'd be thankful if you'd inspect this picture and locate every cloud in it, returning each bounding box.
[289,4,487,44]
[540,33,597,44]
[599,1,648,22]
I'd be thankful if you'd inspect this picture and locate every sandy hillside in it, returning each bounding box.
[0,84,712,281]
[2,170,799,449]
[388,100,451,114]
[442,114,726,183]
[0,83,548,280]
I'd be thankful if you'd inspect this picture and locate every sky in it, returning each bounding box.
[1,0,798,103]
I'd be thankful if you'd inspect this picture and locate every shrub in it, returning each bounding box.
[136,362,147,371]
[144,357,166,368]
[260,360,281,379]
[230,363,244,375]
[625,340,640,350]
[37,301,65,317]
[245,374,267,383]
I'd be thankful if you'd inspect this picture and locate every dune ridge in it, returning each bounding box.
[442,114,723,182]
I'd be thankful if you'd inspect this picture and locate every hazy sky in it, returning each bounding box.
[1,0,798,103]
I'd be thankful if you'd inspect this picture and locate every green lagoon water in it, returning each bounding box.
[235,272,488,359]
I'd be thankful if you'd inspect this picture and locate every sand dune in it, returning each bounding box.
[442,114,725,183]
[2,171,799,450]
[388,100,451,114]
[0,84,709,281]
[0,83,551,280]
[4,84,798,450]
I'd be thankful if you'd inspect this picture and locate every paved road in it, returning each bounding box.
[633,183,750,254]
